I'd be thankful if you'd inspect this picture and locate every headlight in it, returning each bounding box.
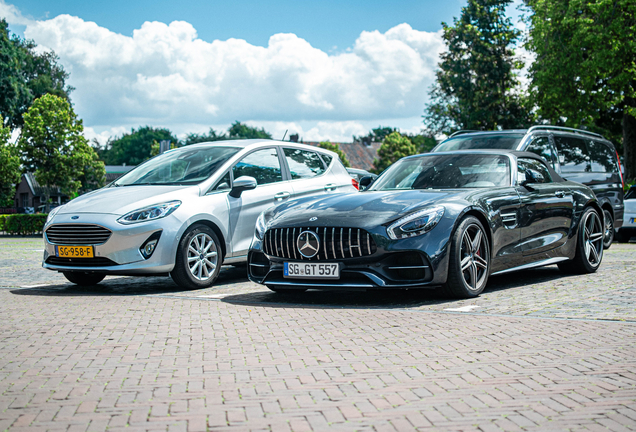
[387,206,445,240]
[255,211,267,240]
[46,205,64,223]
[117,201,181,225]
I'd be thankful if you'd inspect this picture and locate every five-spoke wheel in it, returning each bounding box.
[171,224,223,289]
[443,216,490,298]
[558,207,603,274]
[602,209,614,249]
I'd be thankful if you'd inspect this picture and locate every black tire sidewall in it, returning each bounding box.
[602,209,614,249]
[172,224,222,289]
[444,216,490,298]
[578,207,603,272]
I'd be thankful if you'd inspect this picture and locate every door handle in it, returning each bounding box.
[274,191,291,201]
[324,183,337,191]
[555,190,566,198]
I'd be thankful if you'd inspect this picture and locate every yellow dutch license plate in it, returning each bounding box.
[55,245,94,258]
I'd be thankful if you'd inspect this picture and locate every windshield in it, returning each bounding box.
[113,146,240,186]
[435,134,524,152]
[369,154,511,190]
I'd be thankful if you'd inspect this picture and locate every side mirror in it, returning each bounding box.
[229,176,257,198]
[359,176,375,190]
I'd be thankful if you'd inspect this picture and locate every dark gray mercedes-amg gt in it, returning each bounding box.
[247,150,605,298]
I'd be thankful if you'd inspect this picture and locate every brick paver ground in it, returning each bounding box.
[1,237,635,431]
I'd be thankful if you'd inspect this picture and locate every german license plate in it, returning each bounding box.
[631,218,635,224]
[55,245,94,258]
[284,262,340,279]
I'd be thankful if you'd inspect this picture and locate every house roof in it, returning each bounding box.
[303,141,380,171]
[23,173,64,197]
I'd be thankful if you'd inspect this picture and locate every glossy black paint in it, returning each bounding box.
[248,151,600,290]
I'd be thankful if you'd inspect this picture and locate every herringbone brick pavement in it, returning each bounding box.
[1,287,635,431]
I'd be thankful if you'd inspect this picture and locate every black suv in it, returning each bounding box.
[432,126,625,248]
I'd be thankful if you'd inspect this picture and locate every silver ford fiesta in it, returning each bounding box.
[42,139,355,289]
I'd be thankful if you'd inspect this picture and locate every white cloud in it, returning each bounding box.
[0,0,32,26]
[18,10,444,140]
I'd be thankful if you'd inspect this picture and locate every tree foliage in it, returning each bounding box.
[17,94,105,206]
[182,128,226,145]
[354,127,397,145]
[403,133,437,154]
[0,19,72,130]
[525,0,636,179]
[318,141,350,167]
[423,0,531,135]
[227,121,272,140]
[372,132,418,174]
[0,116,20,207]
[99,126,178,165]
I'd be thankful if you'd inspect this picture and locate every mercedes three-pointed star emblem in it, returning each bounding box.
[297,230,320,258]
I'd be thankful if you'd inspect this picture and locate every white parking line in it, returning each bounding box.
[444,305,481,312]
[20,284,50,288]
[197,293,231,298]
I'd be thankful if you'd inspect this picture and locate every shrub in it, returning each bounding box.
[3,214,48,235]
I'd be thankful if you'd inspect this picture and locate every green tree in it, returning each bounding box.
[101,126,178,165]
[354,126,397,145]
[372,132,418,174]
[525,0,636,180]
[404,133,437,153]
[227,121,272,139]
[318,141,351,167]
[0,116,20,207]
[0,19,72,130]
[17,94,104,209]
[423,0,531,135]
[182,128,226,145]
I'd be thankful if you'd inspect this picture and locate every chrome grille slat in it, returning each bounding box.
[45,224,112,245]
[263,226,377,261]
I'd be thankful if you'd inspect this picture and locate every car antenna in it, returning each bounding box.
[281,129,288,141]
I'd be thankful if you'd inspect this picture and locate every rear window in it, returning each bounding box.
[554,136,618,173]
[435,134,524,152]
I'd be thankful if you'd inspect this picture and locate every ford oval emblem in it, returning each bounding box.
[71,216,79,220]
[309,217,317,222]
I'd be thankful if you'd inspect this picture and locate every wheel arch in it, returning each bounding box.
[458,208,494,255]
[181,220,227,262]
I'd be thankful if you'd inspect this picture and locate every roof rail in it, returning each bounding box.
[527,125,604,139]
[448,130,480,138]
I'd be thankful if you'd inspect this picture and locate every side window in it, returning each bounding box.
[587,140,617,173]
[212,172,231,191]
[233,148,282,185]
[553,136,590,173]
[283,148,327,179]
[526,136,556,168]
[517,158,552,184]
[319,153,333,167]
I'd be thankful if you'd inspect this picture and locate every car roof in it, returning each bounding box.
[166,139,336,154]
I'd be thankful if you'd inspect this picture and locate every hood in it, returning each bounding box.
[56,185,200,215]
[268,189,465,229]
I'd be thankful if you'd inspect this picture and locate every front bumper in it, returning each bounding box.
[42,213,182,275]
[248,236,446,290]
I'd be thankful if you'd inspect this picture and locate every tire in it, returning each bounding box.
[63,272,105,286]
[615,228,633,243]
[170,224,223,290]
[558,207,604,274]
[441,216,490,299]
[602,209,614,249]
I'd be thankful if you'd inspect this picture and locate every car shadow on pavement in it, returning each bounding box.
[220,265,574,309]
[9,265,250,297]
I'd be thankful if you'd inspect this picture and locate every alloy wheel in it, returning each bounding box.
[584,211,604,265]
[187,232,219,281]
[603,209,614,248]
[460,224,489,290]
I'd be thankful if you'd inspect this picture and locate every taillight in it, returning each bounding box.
[351,178,359,190]
[616,150,624,189]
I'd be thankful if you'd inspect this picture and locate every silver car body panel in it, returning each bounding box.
[43,139,356,276]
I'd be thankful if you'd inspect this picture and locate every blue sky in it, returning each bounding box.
[3,0,526,143]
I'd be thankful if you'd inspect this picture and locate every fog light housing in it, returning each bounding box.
[140,231,162,259]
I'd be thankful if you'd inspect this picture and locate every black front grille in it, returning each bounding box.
[45,224,112,245]
[263,227,377,260]
[46,257,118,267]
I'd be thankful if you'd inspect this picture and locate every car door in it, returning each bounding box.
[515,157,574,256]
[282,147,345,199]
[227,147,292,257]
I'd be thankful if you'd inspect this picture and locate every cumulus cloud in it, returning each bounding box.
[0,0,32,26]
[20,12,444,137]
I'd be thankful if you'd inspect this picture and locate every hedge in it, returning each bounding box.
[0,214,48,235]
